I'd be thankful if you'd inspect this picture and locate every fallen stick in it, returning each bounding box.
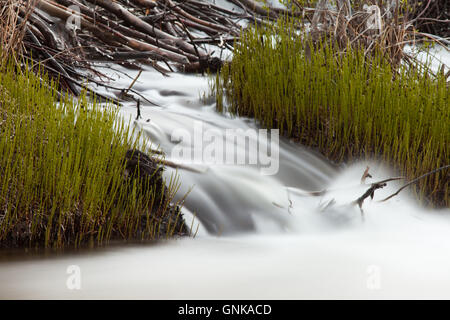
[158,158,208,174]
[125,69,143,95]
[379,165,450,202]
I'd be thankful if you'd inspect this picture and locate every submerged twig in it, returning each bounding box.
[135,99,141,120]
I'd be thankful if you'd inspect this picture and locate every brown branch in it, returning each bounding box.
[37,0,191,64]
[163,0,237,35]
[360,166,372,184]
[129,0,157,10]
[379,165,450,203]
[57,0,198,62]
[83,0,207,58]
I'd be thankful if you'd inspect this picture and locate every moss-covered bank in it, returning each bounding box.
[0,62,187,248]
[214,21,449,207]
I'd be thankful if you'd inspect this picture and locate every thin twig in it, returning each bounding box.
[379,165,450,202]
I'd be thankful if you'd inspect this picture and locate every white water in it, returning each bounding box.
[0,47,449,299]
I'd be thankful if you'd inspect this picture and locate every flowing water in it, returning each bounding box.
[0,47,449,299]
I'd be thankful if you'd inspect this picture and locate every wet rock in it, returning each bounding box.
[123,149,188,238]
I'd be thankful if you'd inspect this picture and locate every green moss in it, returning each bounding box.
[214,20,449,206]
[0,61,183,248]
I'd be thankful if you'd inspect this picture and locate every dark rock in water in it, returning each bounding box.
[1,149,188,248]
[199,57,223,73]
[178,57,223,73]
[123,149,188,238]
[124,149,165,193]
[159,90,188,97]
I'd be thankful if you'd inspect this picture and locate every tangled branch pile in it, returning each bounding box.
[1,0,446,96]
[214,2,449,207]
[289,0,449,70]
[408,0,449,39]
[1,0,298,95]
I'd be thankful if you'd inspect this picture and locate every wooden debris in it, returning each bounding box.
[4,0,291,96]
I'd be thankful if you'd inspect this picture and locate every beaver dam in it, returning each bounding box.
[0,0,449,299]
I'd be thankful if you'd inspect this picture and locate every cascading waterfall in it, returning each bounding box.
[111,66,448,236]
[115,67,340,234]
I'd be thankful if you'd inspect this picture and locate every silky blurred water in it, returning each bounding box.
[0,46,448,299]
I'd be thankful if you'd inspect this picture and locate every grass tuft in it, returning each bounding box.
[214,19,449,206]
[0,60,184,248]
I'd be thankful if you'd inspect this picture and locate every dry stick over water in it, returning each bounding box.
[360,166,372,184]
[379,165,450,203]
[159,158,208,174]
[288,164,448,218]
[125,69,143,95]
[353,165,450,217]
[353,177,404,220]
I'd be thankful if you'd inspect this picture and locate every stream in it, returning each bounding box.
[1,57,449,298]
[0,0,449,294]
